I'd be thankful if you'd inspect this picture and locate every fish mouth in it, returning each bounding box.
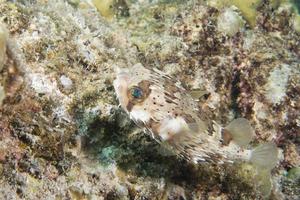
[115,67,130,77]
[113,69,130,111]
[113,76,128,92]
[113,67,129,90]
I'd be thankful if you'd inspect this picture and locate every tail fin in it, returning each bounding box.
[249,142,278,170]
[224,118,254,147]
[255,168,272,198]
[247,143,278,198]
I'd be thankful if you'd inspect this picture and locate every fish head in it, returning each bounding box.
[113,63,154,123]
[113,63,205,141]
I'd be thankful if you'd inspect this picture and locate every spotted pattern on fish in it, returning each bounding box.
[113,63,278,170]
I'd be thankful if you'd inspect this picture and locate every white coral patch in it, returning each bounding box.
[243,30,255,50]
[253,101,267,119]
[52,105,72,123]
[28,73,59,94]
[217,6,245,36]
[264,64,291,104]
[59,75,73,90]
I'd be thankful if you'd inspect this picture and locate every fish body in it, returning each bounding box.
[113,63,278,169]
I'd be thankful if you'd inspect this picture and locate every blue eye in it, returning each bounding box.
[131,87,143,99]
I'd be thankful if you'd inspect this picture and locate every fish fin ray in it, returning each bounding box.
[250,142,278,170]
[224,118,254,147]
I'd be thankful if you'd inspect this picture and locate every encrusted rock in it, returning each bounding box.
[0,0,299,199]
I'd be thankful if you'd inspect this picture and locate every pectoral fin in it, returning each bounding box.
[250,142,278,170]
[223,118,254,147]
[189,89,209,100]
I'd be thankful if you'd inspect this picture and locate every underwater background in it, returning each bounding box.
[0,0,299,199]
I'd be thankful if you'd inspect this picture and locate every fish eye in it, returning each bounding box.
[130,87,143,99]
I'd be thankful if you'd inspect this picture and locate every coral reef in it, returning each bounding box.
[0,0,299,199]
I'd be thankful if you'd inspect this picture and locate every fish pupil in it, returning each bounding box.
[131,87,143,98]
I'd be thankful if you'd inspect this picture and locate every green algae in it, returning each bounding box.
[292,0,300,12]
[92,0,129,20]
[207,0,262,27]
[92,0,116,20]
[227,0,261,27]
[207,0,299,28]
[99,145,134,166]
[287,167,300,180]
[217,6,245,36]
[293,13,300,32]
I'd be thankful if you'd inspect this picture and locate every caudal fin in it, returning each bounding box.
[224,118,254,147]
[250,142,278,170]
[255,168,273,198]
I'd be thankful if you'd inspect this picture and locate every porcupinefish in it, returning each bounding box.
[113,63,278,170]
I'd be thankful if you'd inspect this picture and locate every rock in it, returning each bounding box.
[0,0,298,199]
[59,75,73,90]
[264,64,293,105]
[217,6,245,36]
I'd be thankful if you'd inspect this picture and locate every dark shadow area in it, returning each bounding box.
[293,0,300,13]
[77,107,257,199]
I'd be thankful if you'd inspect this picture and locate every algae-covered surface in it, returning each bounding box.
[0,0,299,199]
